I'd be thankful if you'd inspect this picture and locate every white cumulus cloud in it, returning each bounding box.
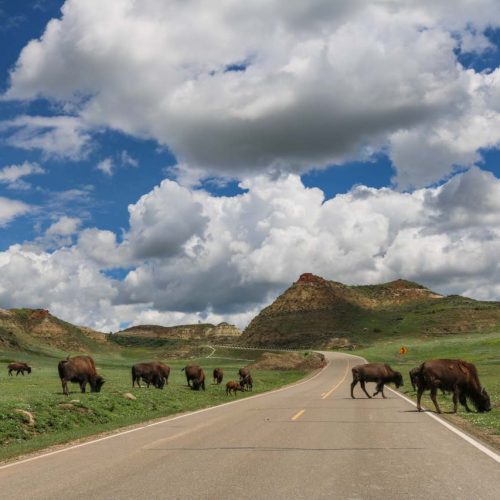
[4,0,500,185]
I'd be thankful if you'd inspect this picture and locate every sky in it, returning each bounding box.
[1,0,500,332]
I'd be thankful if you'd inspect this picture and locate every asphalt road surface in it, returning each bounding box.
[1,352,499,499]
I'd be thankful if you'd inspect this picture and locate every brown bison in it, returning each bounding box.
[351,363,403,399]
[239,367,253,391]
[182,364,206,391]
[241,374,253,391]
[213,367,223,385]
[416,359,491,414]
[58,355,105,396]
[8,362,32,376]
[132,362,170,389]
[226,380,244,395]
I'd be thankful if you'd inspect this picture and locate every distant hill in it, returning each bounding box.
[0,308,109,353]
[113,322,241,346]
[241,273,500,348]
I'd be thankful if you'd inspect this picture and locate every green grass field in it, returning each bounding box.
[354,331,500,445]
[0,347,305,462]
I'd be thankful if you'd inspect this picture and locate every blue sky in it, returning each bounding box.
[1,0,500,331]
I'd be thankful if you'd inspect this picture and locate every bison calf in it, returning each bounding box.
[8,362,32,376]
[351,363,403,399]
[226,381,244,395]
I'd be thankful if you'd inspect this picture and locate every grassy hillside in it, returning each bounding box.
[355,332,500,449]
[0,345,308,462]
[0,308,111,354]
[242,274,500,348]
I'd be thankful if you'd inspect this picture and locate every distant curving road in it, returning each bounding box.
[1,352,499,499]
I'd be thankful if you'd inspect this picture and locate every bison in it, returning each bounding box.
[182,364,206,391]
[240,374,253,391]
[238,367,253,391]
[8,362,32,376]
[213,368,223,385]
[132,362,170,389]
[226,380,244,395]
[58,355,105,396]
[351,363,403,399]
[415,359,491,414]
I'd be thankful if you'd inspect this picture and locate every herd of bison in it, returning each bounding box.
[6,357,254,397]
[5,356,492,415]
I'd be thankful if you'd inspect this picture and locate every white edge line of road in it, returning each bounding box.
[339,351,500,464]
[0,357,331,471]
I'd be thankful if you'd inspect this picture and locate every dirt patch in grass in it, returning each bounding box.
[249,351,325,371]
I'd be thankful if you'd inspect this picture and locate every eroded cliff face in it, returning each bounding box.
[240,273,500,348]
[117,322,241,341]
[0,308,109,351]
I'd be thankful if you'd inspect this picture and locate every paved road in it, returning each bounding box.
[1,352,499,499]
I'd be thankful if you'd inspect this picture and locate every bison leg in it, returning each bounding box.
[350,379,358,398]
[16,370,20,376]
[360,380,372,398]
[416,386,424,411]
[8,370,12,376]
[62,380,69,396]
[373,382,386,398]
[430,386,441,413]
[452,389,459,413]
[458,393,471,412]
[80,381,87,393]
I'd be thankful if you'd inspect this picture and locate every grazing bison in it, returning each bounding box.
[226,381,244,395]
[416,359,491,414]
[238,367,253,391]
[132,362,170,389]
[8,362,32,376]
[213,368,224,385]
[58,355,105,396]
[351,363,403,399]
[182,364,206,391]
[240,374,253,391]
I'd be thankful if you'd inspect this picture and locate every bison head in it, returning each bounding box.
[91,375,105,393]
[477,388,492,413]
[394,371,403,388]
[26,367,32,374]
[191,378,201,391]
[154,376,165,389]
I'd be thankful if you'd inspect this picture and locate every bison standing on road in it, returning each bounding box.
[416,359,491,414]
[182,364,206,391]
[226,380,244,395]
[213,368,223,385]
[351,363,403,399]
[132,362,170,389]
[8,362,32,376]
[58,355,105,396]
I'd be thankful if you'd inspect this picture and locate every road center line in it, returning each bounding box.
[291,409,306,421]
[321,359,350,399]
